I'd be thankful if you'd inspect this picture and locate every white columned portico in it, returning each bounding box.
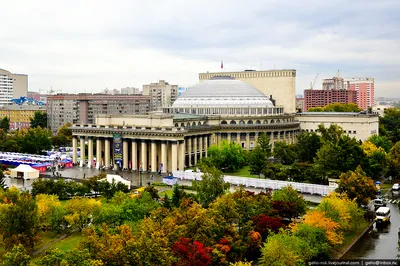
[171,141,178,172]
[187,137,192,167]
[105,138,110,169]
[80,137,85,167]
[123,139,128,170]
[132,140,138,171]
[141,140,147,171]
[161,141,167,173]
[193,137,197,166]
[88,137,93,168]
[199,136,203,160]
[96,138,102,169]
[227,133,231,143]
[179,140,185,170]
[204,135,208,157]
[151,141,157,172]
[72,136,78,164]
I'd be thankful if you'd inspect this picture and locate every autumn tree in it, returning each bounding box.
[64,197,102,231]
[1,244,31,266]
[52,123,72,147]
[173,237,212,266]
[308,102,361,112]
[193,164,230,207]
[272,185,307,219]
[34,248,102,266]
[252,214,284,240]
[30,111,47,129]
[259,230,310,266]
[0,188,40,252]
[35,194,62,231]
[361,141,389,178]
[368,134,392,152]
[389,141,400,177]
[292,210,343,246]
[336,166,377,206]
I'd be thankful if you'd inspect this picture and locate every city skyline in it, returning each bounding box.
[1,0,399,97]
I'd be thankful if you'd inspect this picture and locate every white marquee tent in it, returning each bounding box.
[10,164,40,180]
[101,174,131,189]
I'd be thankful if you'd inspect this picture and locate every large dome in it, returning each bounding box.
[173,78,274,108]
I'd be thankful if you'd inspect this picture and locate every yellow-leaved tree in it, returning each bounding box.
[36,194,61,231]
[64,197,101,231]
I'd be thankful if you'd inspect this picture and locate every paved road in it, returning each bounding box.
[342,191,400,259]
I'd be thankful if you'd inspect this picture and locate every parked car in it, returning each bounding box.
[372,198,387,210]
[392,183,400,191]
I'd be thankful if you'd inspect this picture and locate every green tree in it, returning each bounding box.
[193,164,230,207]
[336,166,377,206]
[248,133,271,177]
[368,134,392,152]
[1,244,31,266]
[20,127,52,154]
[0,116,10,132]
[389,141,400,177]
[0,188,40,252]
[296,132,322,163]
[272,185,307,219]
[206,140,246,172]
[273,141,297,165]
[308,103,361,112]
[318,124,344,144]
[380,107,400,143]
[293,224,331,261]
[30,111,47,128]
[52,123,72,147]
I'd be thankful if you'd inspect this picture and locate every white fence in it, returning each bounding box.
[172,171,336,196]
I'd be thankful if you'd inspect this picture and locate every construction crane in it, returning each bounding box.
[310,73,319,90]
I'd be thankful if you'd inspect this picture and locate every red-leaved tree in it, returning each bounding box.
[173,237,212,266]
[252,214,284,240]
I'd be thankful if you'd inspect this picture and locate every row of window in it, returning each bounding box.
[304,129,357,134]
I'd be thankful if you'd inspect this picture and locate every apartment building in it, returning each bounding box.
[0,68,28,106]
[142,80,178,111]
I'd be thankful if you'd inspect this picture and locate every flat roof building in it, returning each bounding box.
[0,69,28,106]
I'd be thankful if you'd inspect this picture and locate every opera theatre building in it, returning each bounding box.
[71,77,300,173]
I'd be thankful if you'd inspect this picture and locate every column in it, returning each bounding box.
[132,140,138,171]
[187,137,192,167]
[171,141,178,172]
[199,136,203,160]
[270,132,275,150]
[161,141,167,173]
[204,135,208,157]
[217,133,221,145]
[211,133,216,145]
[179,140,185,170]
[236,133,240,144]
[255,132,259,143]
[80,137,85,167]
[105,138,110,169]
[246,133,250,150]
[277,131,281,142]
[123,139,128,170]
[96,138,102,169]
[88,137,93,168]
[72,136,78,164]
[193,137,198,166]
[141,140,147,171]
[151,141,157,172]
[227,132,231,143]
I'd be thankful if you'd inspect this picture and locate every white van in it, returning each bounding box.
[375,207,390,224]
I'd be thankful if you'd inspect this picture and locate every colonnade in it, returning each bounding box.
[72,137,189,173]
[185,135,209,167]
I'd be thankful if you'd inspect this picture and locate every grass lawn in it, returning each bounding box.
[159,189,173,198]
[333,221,371,258]
[225,166,261,178]
[53,231,83,252]
[35,231,64,251]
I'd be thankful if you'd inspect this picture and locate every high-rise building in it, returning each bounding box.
[295,97,305,112]
[199,69,296,113]
[304,89,357,111]
[347,78,374,110]
[47,94,151,132]
[142,80,178,111]
[0,69,28,106]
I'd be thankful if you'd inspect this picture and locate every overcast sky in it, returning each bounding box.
[1,0,399,97]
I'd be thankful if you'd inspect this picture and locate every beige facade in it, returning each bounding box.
[142,80,178,111]
[71,112,300,172]
[199,70,296,113]
[296,112,379,141]
[0,69,28,105]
